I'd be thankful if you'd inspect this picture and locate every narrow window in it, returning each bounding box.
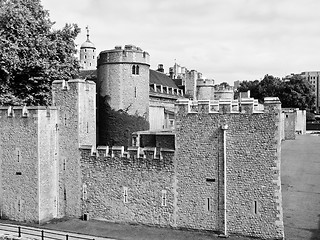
[16,150,20,162]
[84,55,87,59]
[85,49,86,52]
[18,199,21,212]
[87,122,89,133]
[64,114,67,126]
[206,178,215,183]
[93,56,94,59]
[254,201,258,214]
[132,65,136,75]
[286,115,288,118]
[64,188,67,201]
[63,159,66,171]
[136,65,139,75]
[161,190,167,206]
[134,87,137,98]
[207,198,210,211]
[123,187,128,203]
[83,184,87,200]
[89,63,91,66]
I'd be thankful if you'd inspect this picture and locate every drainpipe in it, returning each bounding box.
[220,124,228,238]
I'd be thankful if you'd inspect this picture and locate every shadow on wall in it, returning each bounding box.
[310,214,320,240]
[98,95,149,147]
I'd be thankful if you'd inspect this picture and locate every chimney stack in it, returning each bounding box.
[157,64,164,73]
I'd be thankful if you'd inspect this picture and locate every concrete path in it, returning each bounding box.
[281,133,320,240]
[0,222,115,240]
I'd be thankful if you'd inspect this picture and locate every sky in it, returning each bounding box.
[41,0,320,85]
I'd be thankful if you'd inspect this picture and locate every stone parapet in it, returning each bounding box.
[98,45,150,66]
[176,97,279,114]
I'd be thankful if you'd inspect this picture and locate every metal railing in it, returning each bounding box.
[0,223,96,240]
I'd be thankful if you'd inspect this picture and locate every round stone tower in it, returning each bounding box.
[196,79,215,100]
[97,44,150,118]
[80,26,96,70]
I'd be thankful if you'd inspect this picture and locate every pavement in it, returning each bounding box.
[1,133,320,240]
[0,218,254,240]
[281,133,320,240]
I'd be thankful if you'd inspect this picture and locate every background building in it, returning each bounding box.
[79,27,96,70]
[300,71,320,113]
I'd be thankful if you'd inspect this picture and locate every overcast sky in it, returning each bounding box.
[41,0,320,85]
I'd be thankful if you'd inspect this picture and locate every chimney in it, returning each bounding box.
[169,67,174,79]
[157,64,164,73]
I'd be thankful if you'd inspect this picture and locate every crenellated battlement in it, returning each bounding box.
[80,145,174,161]
[176,97,281,114]
[80,145,174,171]
[52,79,95,92]
[196,78,215,86]
[0,106,58,119]
[98,44,150,66]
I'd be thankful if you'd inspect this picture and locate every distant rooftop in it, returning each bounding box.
[149,70,178,88]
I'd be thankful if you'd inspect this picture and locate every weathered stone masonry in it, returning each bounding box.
[175,98,284,239]
[79,97,284,239]
[0,79,96,223]
[80,147,175,226]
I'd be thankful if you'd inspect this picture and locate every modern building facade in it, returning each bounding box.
[300,71,320,113]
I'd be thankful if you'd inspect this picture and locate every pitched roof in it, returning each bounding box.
[149,69,178,88]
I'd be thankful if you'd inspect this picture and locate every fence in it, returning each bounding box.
[0,223,96,240]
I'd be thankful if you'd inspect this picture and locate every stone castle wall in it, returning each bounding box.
[175,98,284,239]
[0,106,58,223]
[78,98,284,239]
[80,147,175,226]
[38,108,59,222]
[282,108,296,140]
[52,79,96,218]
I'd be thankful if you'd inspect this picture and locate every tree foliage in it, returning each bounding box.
[0,0,80,105]
[98,96,149,146]
[236,74,315,110]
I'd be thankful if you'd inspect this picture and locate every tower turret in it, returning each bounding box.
[97,44,150,118]
[80,26,96,70]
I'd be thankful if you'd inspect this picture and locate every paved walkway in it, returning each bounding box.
[281,133,320,240]
[0,222,115,240]
[0,219,253,240]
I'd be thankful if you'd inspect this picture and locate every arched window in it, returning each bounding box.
[132,65,136,74]
[136,65,139,75]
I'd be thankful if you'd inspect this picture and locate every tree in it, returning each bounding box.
[235,79,260,99]
[236,74,315,110]
[0,0,80,106]
[279,75,315,109]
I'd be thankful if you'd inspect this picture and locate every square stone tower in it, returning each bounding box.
[52,79,96,218]
[0,106,59,223]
